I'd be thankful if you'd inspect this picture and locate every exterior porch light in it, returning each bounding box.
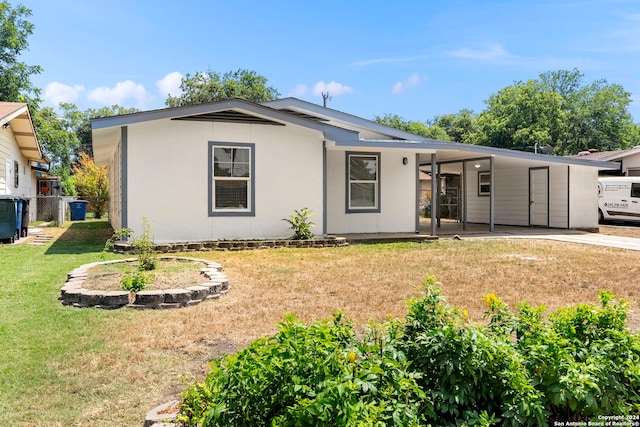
[474,163,481,168]
[402,157,408,165]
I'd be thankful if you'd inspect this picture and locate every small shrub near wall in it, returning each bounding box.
[178,277,640,427]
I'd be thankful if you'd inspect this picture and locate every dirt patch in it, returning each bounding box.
[83,259,206,291]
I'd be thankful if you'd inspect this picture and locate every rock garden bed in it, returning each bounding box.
[59,256,229,309]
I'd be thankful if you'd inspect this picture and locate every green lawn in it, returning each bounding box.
[0,221,139,425]
[3,220,640,425]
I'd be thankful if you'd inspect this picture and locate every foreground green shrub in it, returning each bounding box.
[178,277,640,426]
[178,313,427,426]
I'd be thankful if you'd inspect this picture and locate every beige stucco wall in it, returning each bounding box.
[325,148,417,234]
[124,119,325,243]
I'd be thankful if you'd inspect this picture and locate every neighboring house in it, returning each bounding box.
[0,102,47,220]
[92,98,619,244]
[571,147,640,176]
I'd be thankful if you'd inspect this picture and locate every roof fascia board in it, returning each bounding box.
[263,98,429,141]
[91,99,358,142]
[334,139,620,170]
[601,147,640,161]
[0,104,28,125]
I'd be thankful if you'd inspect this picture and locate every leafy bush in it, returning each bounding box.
[103,217,157,271]
[178,277,640,426]
[283,208,316,240]
[120,270,153,292]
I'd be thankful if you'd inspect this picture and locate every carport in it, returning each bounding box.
[411,141,621,236]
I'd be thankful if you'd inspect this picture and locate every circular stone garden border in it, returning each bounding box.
[60,256,229,310]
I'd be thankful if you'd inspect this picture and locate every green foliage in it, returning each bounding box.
[0,1,42,102]
[375,113,453,140]
[58,103,139,158]
[283,207,316,240]
[32,106,81,183]
[165,68,280,107]
[377,68,640,155]
[72,152,109,219]
[178,313,428,426]
[103,218,157,271]
[120,270,153,292]
[179,276,640,426]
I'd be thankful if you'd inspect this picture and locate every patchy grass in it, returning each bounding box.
[84,258,205,291]
[2,221,640,425]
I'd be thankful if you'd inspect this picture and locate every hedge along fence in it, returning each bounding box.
[178,277,640,427]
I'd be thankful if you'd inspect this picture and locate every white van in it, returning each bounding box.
[598,177,640,223]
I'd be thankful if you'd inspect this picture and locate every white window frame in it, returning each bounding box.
[346,152,380,213]
[208,141,255,217]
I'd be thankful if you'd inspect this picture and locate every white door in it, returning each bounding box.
[530,168,549,226]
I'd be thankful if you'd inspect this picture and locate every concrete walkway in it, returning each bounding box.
[487,231,640,251]
[341,222,640,252]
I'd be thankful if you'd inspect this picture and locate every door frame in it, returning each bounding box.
[529,166,550,227]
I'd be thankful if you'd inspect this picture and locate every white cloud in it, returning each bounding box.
[87,80,150,106]
[289,83,308,97]
[351,54,429,67]
[43,82,85,105]
[391,72,425,95]
[156,71,183,98]
[312,81,353,97]
[446,43,510,61]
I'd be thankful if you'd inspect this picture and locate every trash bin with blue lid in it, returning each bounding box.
[69,200,90,221]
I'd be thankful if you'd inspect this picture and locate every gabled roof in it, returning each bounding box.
[91,98,360,165]
[263,97,430,141]
[0,102,44,162]
[91,97,620,171]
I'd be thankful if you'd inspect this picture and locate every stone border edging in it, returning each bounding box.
[60,256,229,310]
[113,236,348,254]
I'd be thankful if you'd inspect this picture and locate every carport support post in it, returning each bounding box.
[490,156,495,232]
[430,153,437,237]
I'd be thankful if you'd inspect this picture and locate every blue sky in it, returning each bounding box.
[18,0,640,123]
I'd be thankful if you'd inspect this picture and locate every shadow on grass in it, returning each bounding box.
[45,220,114,255]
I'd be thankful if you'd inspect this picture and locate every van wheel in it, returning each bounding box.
[598,209,604,223]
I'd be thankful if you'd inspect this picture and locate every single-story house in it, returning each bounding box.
[571,147,640,176]
[0,102,48,220]
[92,98,620,244]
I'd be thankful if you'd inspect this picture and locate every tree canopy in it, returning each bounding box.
[376,69,640,156]
[0,1,42,102]
[165,69,280,107]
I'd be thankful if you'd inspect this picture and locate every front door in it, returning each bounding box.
[529,168,549,226]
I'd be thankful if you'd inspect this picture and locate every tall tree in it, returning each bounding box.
[72,152,109,219]
[0,1,42,102]
[428,109,478,144]
[476,80,566,151]
[477,69,635,155]
[165,69,280,107]
[374,114,452,140]
[59,103,139,157]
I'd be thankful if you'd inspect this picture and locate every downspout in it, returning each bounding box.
[430,153,437,237]
[462,160,467,231]
[489,156,494,232]
[323,141,327,235]
[415,153,420,233]
[121,126,128,229]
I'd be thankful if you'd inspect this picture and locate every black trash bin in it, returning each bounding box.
[69,200,90,221]
[0,195,20,243]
